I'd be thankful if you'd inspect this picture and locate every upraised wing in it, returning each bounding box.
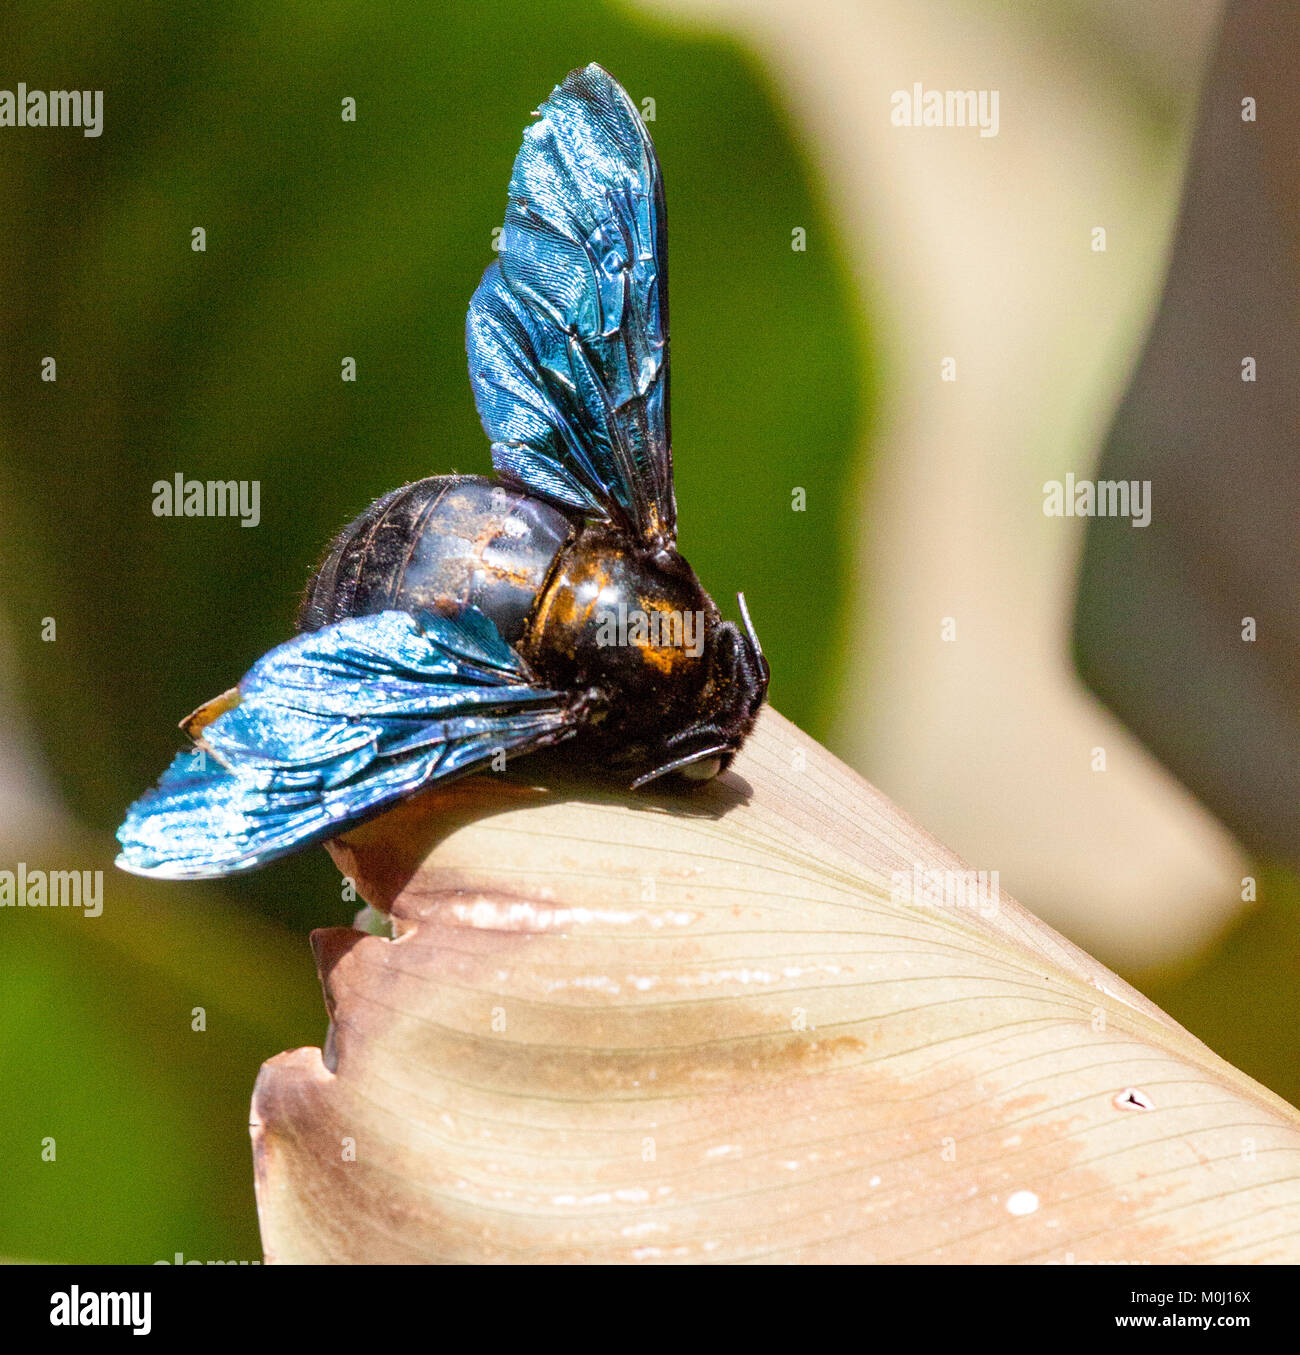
[116,608,580,878]
[467,63,675,548]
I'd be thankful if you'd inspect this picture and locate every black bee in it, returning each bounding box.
[117,64,768,879]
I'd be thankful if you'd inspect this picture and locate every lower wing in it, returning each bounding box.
[116,607,581,878]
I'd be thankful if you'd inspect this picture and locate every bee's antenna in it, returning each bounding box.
[630,742,730,790]
[737,592,769,683]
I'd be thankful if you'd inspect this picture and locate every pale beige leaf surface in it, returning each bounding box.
[250,709,1300,1263]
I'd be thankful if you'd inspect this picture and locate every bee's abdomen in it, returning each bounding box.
[299,475,574,643]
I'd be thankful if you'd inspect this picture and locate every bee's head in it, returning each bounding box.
[631,593,769,789]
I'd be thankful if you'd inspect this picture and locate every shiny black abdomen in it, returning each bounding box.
[300,477,765,785]
[299,475,574,642]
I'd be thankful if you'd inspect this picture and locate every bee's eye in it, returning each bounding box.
[680,755,722,781]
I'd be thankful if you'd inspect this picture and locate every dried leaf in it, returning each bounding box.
[251,710,1300,1262]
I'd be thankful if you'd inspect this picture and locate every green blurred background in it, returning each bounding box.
[0,0,1294,1262]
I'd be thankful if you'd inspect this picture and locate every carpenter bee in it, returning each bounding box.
[117,63,768,879]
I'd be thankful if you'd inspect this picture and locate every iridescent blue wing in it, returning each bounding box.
[116,608,579,878]
[466,63,675,548]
